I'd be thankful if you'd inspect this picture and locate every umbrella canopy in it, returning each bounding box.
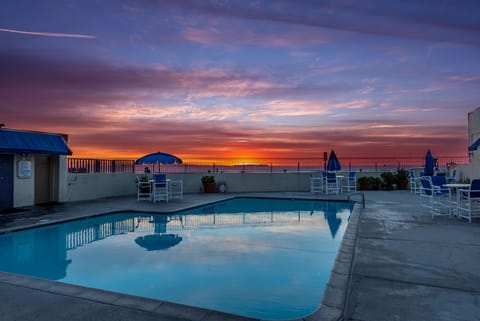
[424,149,435,176]
[135,234,183,251]
[326,150,342,171]
[135,152,182,165]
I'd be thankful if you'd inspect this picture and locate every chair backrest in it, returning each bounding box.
[420,177,432,195]
[326,172,336,183]
[154,174,166,186]
[471,179,480,198]
[431,175,447,187]
[409,171,415,179]
[349,172,356,180]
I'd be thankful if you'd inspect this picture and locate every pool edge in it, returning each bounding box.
[301,202,361,321]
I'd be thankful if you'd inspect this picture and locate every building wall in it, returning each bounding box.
[64,170,383,201]
[453,106,480,181]
[469,107,480,148]
[66,173,138,201]
[13,154,35,207]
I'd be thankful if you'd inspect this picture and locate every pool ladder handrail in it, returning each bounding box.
[347,192,365,208]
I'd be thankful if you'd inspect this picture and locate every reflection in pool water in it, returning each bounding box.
[0,197,352,320]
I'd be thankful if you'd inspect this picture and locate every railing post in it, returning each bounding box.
[95,159,101,173]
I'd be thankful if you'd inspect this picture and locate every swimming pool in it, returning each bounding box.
[0,197,353,320]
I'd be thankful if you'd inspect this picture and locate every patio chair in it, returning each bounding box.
[346,171,356,192]
[431,175,449,193]
[325,172,340,195]
[153,174,169,203]
[419,176,450,219]
[409,170,421,194]
[169,179,184,200]
[447,169,457,183]
[457,179,480,222]
[310,173,323,193]
[136,175,152,201]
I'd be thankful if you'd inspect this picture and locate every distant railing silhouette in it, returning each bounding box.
[67,156,468,174]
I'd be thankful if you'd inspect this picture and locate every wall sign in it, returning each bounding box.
[18,160,32,178]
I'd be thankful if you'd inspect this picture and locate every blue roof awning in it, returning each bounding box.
[0,129,72,155]
[469,138,480,152]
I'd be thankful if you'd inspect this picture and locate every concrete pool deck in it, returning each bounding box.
[0,191,479,321]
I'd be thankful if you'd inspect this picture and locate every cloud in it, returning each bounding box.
[0,27,95,39]
[181,25,329,47]
[448,74,480,82]
[155,0,480,46]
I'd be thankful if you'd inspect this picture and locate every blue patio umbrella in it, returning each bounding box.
[326,150,342,171]
[424,149,435,176]
[135,152,182,165]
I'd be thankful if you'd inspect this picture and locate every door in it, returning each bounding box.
[35,155,52,204]
[0,155,14,211]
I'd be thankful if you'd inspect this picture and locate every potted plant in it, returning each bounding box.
[395,168,409,190]
[358,176,370,190]
[369,177,382,190]
[381,172,396,190]
[201,175,216,193]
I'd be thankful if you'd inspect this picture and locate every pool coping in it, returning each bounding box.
[0,195,361,321]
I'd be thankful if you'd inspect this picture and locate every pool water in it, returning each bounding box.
[0,197,352,320]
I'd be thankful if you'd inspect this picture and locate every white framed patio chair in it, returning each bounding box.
[325,172,340,195]
[419,176,450,218]
[457,179,480,223]
[409,170,421,194]
[136,175,152,201]
[447,169,457,183]
[346,171,356,192]
[153,174,169,203]
[310,173,324,193]
[169,179,184,200]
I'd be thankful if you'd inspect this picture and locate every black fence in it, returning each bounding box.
[67,159,135,174]
[67,156,469,174]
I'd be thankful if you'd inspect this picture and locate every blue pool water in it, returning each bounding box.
[0,197,352,320]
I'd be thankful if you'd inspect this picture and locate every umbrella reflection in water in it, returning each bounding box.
[135,234,182,251]
[323,202,342,238]
[135,215,183,251]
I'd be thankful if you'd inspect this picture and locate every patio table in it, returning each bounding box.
[443,183,470,217]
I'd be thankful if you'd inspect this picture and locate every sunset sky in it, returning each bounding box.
[1,0,479,161]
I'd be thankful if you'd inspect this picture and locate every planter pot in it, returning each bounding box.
[359,182,369,191]
[203,182,216,193]
[397,179,408,190]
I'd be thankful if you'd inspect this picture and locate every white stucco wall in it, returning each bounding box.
[58,155,69,202]
[469,107,480,148]
[13,154,35,207]
[66,172,137,201]
[63,170,385,202]
[454,107,480,181]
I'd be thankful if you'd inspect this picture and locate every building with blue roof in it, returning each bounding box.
[0,127,71,211]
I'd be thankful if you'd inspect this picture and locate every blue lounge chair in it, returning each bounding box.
[153,174,169,203]
[419,176,450,218]
[457,179,480,222]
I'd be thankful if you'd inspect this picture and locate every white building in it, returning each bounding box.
[0,128,71,211]
[453,107,480,181]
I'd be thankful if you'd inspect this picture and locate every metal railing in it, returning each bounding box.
[67,158,135,174]
[67,156,469,174]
